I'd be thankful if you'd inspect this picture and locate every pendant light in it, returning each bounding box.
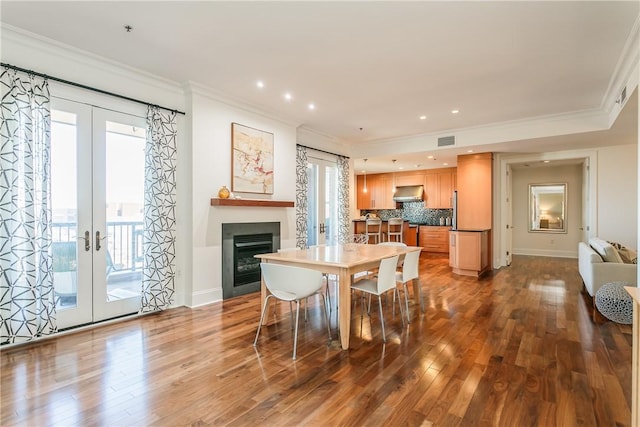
[363,159,368,193]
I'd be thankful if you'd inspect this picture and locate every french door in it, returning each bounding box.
[51,98,144,329]
[307,156,339,246]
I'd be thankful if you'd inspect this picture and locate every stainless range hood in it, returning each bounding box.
[393,185,424,202]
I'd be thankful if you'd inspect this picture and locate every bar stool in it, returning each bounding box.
[386,218,403,243]
[365,218,382,244]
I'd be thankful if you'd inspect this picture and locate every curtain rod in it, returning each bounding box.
[297,144,350,159]
[1,62,186,116]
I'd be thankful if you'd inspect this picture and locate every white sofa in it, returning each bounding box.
[578,237,637,297]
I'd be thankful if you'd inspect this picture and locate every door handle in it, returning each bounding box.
[95,231,108,251]
[319,223,326,234]
[78,230,91,251]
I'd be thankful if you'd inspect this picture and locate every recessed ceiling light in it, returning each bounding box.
[284,92,293,101]
[427,155,434,159]
[256,80,265,88]
[398,166,404,170]
[467,149,473,153]
[419,115,427,120]
[308,103,315,110]
[443,163,449,166]
[543,160,550,163]
[451,109,460,114]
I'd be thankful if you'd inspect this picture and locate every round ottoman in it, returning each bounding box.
[595,282,633,324]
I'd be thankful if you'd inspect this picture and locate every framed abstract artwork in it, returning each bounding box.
[231,122,274,194]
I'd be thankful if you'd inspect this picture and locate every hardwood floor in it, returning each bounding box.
[1,255,633,426]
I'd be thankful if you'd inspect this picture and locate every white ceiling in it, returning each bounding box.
[1,1,638,172]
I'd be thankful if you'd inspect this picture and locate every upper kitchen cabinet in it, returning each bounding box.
[394,172,424,187]
[424,168,457,209]
[356,173,395,209]
[456,153,493,230]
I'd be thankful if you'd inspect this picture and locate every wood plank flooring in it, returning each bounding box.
[1,254,634,426]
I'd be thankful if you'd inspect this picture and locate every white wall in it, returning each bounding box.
[187,87,298,306]
[597,144,638,248]
[511,164,582,257]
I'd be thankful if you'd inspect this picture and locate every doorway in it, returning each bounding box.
[306,155,339,247]
[498,153,596,267]
[51,98,144,329]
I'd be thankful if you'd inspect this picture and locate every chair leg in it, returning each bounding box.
[378,296,386,342]
[396,288,407,327]
[416,278,425,313]
[403,283,411,324]
[359,292,366,333]
[254,295,273,346]
[324,276,332,313]
[289,301,294,330]
[293,300,301,360]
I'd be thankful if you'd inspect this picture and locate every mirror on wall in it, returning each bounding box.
[529,183,567,233]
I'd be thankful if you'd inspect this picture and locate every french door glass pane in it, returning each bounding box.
[324,166,338,245]
[51,110,78,310]
[307,163,318,247]
[104,121,145,301]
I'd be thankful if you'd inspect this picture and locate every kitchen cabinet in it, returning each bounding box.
[449,230,490,277]
[394,173,424,187]
[456,153,492,230]
[438,171,456,208]
[356,174,395,209]
[356,167,456,210]
[423,168,456,209]
[418,226,450,253]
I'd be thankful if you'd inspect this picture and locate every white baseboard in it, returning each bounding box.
[513,248,578,258]
[188,289,222,308]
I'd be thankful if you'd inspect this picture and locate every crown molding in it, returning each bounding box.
[601,14,640,117]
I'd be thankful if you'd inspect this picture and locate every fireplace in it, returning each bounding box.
[222,222,280,299]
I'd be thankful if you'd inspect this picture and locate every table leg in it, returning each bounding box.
[339,269,351,350]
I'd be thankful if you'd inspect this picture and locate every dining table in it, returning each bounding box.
[255,243,423,350]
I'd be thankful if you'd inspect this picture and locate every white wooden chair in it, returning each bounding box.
[395,249,423,323]
[254,263,331,360]
[350,255,404,342]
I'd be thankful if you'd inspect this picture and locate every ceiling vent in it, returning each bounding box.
[437,135,455,147]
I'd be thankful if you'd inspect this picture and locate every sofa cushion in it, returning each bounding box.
[589,237,623,263]
[608,241,638,264]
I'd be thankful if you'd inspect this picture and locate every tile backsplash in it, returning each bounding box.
[360,202,453,225]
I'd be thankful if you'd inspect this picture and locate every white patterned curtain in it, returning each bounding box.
[0,68,56,344]
[295,145,308,248]
[141,106,177,312]
[337,155,350,243]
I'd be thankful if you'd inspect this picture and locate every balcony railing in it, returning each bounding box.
[52,221,143,272]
